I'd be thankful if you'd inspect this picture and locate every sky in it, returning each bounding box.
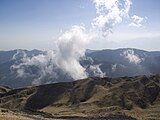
[0,0,160,51]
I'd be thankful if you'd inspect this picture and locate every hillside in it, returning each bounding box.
[0,74,159,119]
[0,48,160,88]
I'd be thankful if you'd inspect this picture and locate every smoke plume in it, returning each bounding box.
[129,15,144,27]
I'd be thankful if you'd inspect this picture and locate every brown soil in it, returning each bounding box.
[0,74,159,119]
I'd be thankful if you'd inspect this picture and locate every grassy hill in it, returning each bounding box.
[0,74,159,119]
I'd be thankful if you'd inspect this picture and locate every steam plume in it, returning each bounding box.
[10,0,146,85]
[55,25,90,79]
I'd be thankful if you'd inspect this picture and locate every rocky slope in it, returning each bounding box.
[0,74,159,119]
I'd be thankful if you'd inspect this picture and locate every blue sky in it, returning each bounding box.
[0,0,160,51]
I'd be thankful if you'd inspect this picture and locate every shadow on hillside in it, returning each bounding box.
[24,82,73,110]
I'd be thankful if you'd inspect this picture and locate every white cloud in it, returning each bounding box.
[10,25,106,85]
[56,25,91,80]
[10,50,58,85]
[89,64,106,77]
[129,15,144,27]
[10,0,148,85]
[121,49,143,64]
[12,49,27,60]
[92,0,132,37]
[91,0,146,36]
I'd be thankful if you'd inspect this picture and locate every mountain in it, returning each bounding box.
[0,75,159,119]
[85,48,160,77]
[0,49,46,88]
[0,48,160,88]
[0,49,44,64]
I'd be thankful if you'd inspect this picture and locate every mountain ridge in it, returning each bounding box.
[0,74,159,119]
[0,48,160,88]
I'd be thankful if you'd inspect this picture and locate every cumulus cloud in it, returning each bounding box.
[129,15,144,27]
[91,0,146,36]
[92,0,132,37]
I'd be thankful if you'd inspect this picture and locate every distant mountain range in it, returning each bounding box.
[86,48,160,77]
[0,48,160,88]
